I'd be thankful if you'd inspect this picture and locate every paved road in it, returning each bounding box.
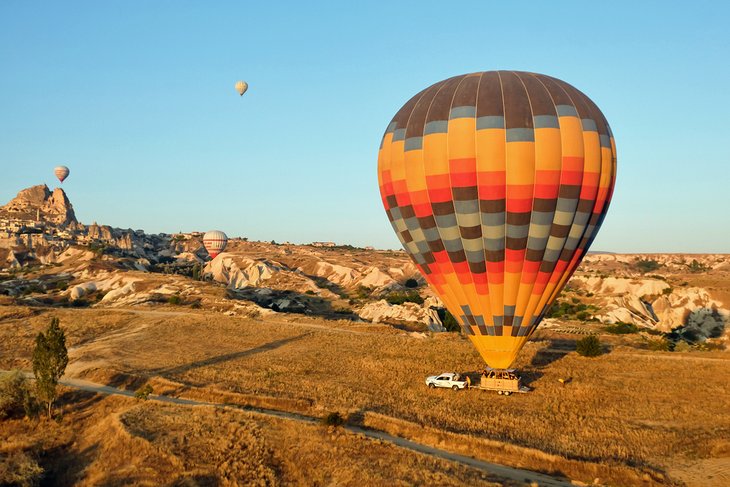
[9,370,572,486]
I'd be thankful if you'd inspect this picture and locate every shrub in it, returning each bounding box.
[688,259,708,273]
[134,384,153,400]
[576,311,591,321]
[55,281,68,291]
[441,310,461,333]
[322,411,344,427]
[355,286,373,299]
[604,322,639,334]
[167,295,182,305]
[647,337,672,351]
[0,371,37,419]
[385,291,423,305]
[333,307,353,315]
[404,278,419,289]
[662,287,673,295]
[0,451,44,486]
[576,335,602,357]
[635,259,661,273]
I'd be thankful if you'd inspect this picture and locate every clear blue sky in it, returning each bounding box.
[1,1,728,252]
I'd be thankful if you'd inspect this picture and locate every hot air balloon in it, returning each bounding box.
[235,81,248,97]
[203,230,228,259]
[54,166,70,183]
[378,71,616,369]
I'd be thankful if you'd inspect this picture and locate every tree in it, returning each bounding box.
[32,318,68,418]
[404,278,419,289]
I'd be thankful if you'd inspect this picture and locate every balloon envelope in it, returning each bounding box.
[203,230,228,258]
[235,81,248,96]
[377,71,617,369]
[54,166,70,183]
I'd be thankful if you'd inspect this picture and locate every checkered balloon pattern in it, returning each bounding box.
[378,71,616,368]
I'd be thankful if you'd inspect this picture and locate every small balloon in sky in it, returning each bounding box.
[54,165,70,183]
[235,81,248,97]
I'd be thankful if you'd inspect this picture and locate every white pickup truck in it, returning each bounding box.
[425,372,468,391]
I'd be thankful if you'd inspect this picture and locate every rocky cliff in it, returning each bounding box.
[0,184,77,226]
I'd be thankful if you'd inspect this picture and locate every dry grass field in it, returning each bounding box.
[1,303,728,485]
[0,392,504,486]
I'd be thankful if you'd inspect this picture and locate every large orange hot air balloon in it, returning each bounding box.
[378,71,616,369]
[203,230,228,259]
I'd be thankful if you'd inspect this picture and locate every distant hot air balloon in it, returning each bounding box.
[378,71,617,369]
[235,81,248,97]
[54,166,70,183]
[203,230,228,258]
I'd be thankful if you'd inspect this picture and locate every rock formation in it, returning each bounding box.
[0,184,77,225]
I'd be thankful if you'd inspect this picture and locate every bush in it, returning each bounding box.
[322,411,344,427]
[134,384,153,400]
[604,322,639,334]
[635,259,661,273]
[385,291,423,305]
[435,309,461,333]
[167,295,182,305]
[576,335,602,357]
[0,371,37,419]
[688,259,708,273]
[647,337,672,351]
[0,451,44,486]
[404,278,419,289]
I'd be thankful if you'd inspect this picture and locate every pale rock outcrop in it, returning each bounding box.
[573,276,670,297]
[358,299,445,331]
[652,287,726,331]
[358,266,395,288]
[205,254,278,288]
[69,282,97,300]
[0,185,77,226]
[311,261,359,286]
[100,282,137,304]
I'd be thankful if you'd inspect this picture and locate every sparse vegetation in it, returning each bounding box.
[687,259,709,273]
[322,411,345,427]
[31,317,68,418]
[384,290,423,305]
[167,295,182,305]
[604,322,639,334]
[135,384,154,400]
[0,451,44,486]
[635,259,661,273]
[647,337,672,351]
[440,309,461,333]
[546,300,597,321]
[0,370,37,419]
[576,335,602,357]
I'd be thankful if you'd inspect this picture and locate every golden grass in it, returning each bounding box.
[0,391,504,486]
[1,304,729,485]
